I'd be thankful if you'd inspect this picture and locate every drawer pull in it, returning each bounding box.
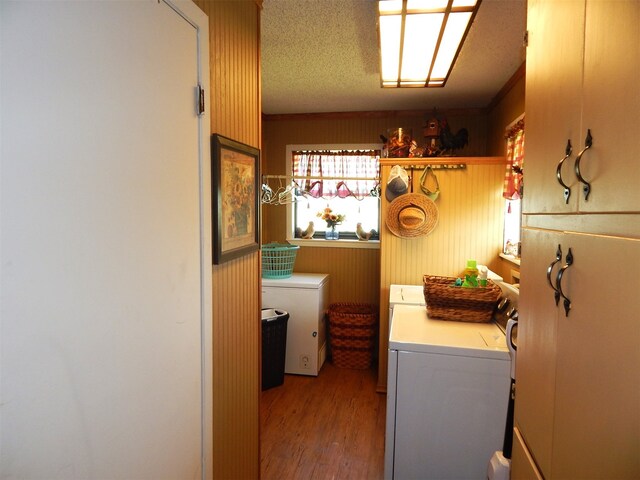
[556,139,572,204]
[575,130,593,201]
[546,244,562,306]
[556,248,574,317]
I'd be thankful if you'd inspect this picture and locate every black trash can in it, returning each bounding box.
[261,308,289,390]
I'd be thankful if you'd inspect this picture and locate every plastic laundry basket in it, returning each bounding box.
[262,243,299,279]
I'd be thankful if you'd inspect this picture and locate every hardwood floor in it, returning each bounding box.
[260,363,386,480]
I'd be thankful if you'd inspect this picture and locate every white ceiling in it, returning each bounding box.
[261,0,527,115]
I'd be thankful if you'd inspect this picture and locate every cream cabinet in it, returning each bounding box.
[524,0,640,215]
[515,1,640,478]
[511,427,543,480]
[517,229,640,478]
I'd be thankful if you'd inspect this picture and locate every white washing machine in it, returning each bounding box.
[385,304,510,480]
[261,273,329,376]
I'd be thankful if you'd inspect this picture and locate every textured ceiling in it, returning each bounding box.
[261,0,527,115]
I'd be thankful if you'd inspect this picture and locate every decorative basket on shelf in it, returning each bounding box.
[328,303,378,369]
[422,275,502,323]
[261,243,300,279]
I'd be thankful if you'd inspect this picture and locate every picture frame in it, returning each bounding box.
[211,134,260,264]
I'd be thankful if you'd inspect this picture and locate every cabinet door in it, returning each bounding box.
[578,1,640,213]
[512,427,544,480]
[516,228,562,478]
[523,0,584,215]
[552,232,640,478]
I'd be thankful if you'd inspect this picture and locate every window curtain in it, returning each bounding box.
[292,150,380,199]
[503,118,525,199]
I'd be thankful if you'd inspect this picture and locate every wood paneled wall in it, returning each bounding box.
[486,63,526,157]
[377,157,506,391]
[193,1,261,479]
[294,247,380,306]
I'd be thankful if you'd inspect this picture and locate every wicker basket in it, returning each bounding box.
[261,243,300,279]
[328,303,377,369]
[423,275,501,323]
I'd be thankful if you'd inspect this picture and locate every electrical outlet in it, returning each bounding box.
[300,354,310,369]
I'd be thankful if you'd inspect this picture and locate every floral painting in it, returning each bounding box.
[222,150,254,239]
[212,134,260,264]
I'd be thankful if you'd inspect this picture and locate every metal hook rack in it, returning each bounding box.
[405,163,467,171]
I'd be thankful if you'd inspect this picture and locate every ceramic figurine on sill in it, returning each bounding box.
[296,221,315,239]
[356,223,376,241]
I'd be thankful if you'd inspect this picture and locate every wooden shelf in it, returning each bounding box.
[380,156,506,167]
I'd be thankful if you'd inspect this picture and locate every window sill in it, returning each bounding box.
[499,253,521,266]
[287,237,380,250]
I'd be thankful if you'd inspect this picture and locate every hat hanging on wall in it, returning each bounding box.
[420,166,440,201]
[386,193,439,238]
[385,165,409,202]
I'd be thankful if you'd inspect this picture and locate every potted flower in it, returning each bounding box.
[317,207,345,240]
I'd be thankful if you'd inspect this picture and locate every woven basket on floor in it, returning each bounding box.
[328,303,377,370]
[423,275,501,323]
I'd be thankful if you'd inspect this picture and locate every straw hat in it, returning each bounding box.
[385,193,439,238]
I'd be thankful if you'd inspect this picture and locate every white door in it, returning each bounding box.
[0,1,211,478]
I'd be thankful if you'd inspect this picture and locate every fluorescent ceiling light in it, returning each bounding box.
[378,0,481,88]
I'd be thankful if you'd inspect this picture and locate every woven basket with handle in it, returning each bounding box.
[423,275,501,323]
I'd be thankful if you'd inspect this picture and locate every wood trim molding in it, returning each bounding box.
[263,107,487,122]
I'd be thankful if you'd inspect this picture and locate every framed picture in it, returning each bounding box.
[211,134,260,264]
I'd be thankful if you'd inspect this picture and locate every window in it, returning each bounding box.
[503,198,521,256]
[285,144,381,243]
[502,115,524,257]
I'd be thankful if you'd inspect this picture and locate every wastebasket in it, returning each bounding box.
[261,308,289,390]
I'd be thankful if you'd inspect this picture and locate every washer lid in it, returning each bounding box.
[389,304,509,360]
[389,284,426,306]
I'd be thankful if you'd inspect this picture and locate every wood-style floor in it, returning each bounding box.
[260,363,386,480]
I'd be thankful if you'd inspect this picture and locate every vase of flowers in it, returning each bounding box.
[317,207,345,240]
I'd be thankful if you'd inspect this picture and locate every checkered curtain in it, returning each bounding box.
[503,119,525,199]
[292,150,380,199]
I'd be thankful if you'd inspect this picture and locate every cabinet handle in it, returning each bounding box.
[574,129,593,201]
[556,248,574,317]
[546,244,562,306]
[556,139,573,204]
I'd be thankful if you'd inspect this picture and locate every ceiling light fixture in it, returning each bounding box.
[378,0,481,88]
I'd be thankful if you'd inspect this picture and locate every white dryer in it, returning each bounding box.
[385,304,510,480]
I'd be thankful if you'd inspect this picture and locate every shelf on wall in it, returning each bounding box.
[379,156,506,167]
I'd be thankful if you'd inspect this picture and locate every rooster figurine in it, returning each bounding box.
[356,223,376,241]
[438,118,469,156]
[295,221,315,239]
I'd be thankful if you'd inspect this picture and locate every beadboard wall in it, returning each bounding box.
[193,1,262,479]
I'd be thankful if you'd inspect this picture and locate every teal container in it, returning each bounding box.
[261,243,300,279]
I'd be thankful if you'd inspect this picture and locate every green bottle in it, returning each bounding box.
[462,259,479,287]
